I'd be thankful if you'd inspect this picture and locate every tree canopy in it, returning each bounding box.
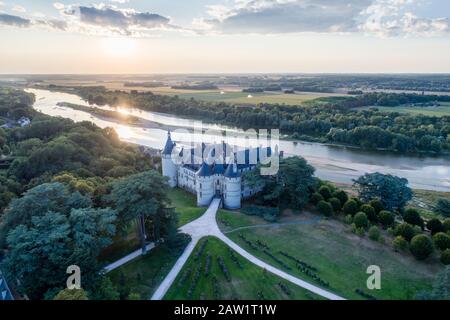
[353,172,412,212]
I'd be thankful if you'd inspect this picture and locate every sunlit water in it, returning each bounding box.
[27,88,450,191]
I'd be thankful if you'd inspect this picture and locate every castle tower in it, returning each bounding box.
[196,162,214,206]
[224,155,241,209]
[161,131,177,187]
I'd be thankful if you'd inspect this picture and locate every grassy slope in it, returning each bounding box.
[169,188,206,227]
[164,237,322,300]
[107,243,184,299]
[218,210,443,300]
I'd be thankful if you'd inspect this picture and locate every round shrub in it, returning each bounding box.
[402,208,424,229]
[395,223,417,242]
[368,226,381,241]
[333,190,348,205]
[444,218,450,232]
[328,197,342,212]
[361,204,377,222]
[427,218,444,235]
[317,200,333,217]
[393,236,408,252]
[369,199,384,214]
[378,210,395,227]
[310,192,324,205]
[343,199,359,216]
[433,232,450,251]
[318,185,332,200]
[344,215,353,224]
[441,249,450,265]
[354,212,369,229]
[410,235,434,260]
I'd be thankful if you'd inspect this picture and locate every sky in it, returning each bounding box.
[0,0,450,74]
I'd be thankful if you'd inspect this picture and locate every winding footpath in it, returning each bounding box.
[150,198,345,300]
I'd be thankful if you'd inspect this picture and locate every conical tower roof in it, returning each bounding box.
[162,131,175,155]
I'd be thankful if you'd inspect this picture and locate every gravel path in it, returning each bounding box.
[151,198,345,300]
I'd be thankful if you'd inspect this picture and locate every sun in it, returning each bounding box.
[101,37,136,56]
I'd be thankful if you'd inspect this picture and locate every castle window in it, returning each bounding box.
[200,183,202,188]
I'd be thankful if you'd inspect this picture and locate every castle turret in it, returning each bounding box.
[224,156,241,209]
[161,131,177,187]
[196,162,214,206]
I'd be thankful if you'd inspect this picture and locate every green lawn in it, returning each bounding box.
[168,188,206,227]
[164,236,322,300]
[356,103,450,117]
[108,243,185,300]
[218,210,443,300]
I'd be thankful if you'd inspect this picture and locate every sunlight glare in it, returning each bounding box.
[101,38,136,56]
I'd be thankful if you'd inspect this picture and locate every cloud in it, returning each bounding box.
[53,3,177,36]
[200,0,373,34]
[359,0,449,36]
[12,5,26,13]
[198,0,449,36]
[0,13,31,27]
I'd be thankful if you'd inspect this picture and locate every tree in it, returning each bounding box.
[1,207,116,299]
[328,197,342,212]
[353,173,412,212]
[402,209,424,229]
[395,223,416,242]
[441,249,450,265]
[427,218,444,235]
[91,277,120,300]
[317,200,333,217]
[53,288,89,300]
[433,232,450,251]
[444,219,450,233]
[369,199,384,214]
[128,293,141,300]
[318,185,332,200]
[360,204,377,222]
[332,190,348,206]
[393,236,408,252]
[410,235,434,260]
[435,198,450,217]
[244,156,317,210]
[108,171,177,251]
[368,226,381,241]
[310,192,324,205]
[0,182,92,246]
[343,199,359,216]
[378,210,395,227]
[354,212,369,229]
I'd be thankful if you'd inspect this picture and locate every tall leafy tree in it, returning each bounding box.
[108,171,177,252]
[1,207,116,299]
[353,172,412,212]
[244,156,317,210]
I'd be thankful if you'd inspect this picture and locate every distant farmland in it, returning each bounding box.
[42,80,347,106]
[356,102,450,117]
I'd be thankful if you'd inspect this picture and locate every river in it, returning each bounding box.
[27,88,450,192]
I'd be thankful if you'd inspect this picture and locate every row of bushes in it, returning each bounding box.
[313,183,450,263]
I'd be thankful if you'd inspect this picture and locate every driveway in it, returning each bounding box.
[151,198,345,300]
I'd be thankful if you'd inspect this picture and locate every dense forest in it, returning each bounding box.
[0,88,182,300]
[67,86,450,154]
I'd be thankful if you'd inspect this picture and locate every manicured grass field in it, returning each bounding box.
[108,243,185,299]
[168,188,206,227]
[164,236,322,300]
[218,210,443,300]
[356,103,450,117]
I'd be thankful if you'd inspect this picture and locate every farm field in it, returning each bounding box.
[41,80,346,105]
[164,236,322,300]
[218,209,443,300]
[356,103,450,116]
